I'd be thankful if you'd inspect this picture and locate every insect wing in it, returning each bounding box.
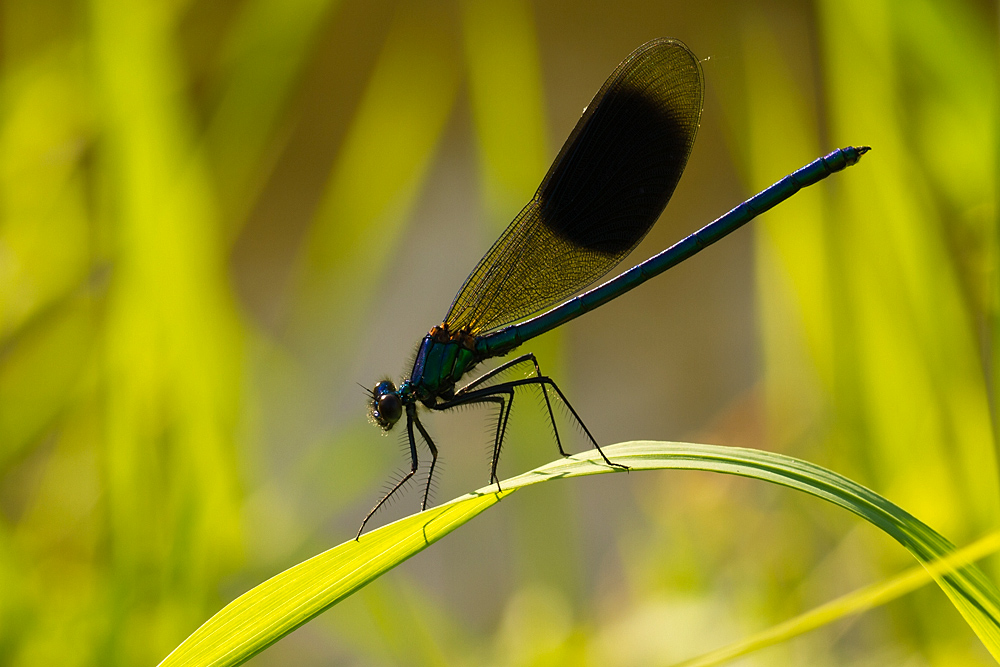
[444,38,703,334]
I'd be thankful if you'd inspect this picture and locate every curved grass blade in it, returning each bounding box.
[673,530,1000,667]
[157,441,1000,666]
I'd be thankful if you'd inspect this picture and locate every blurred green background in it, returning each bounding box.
[1,0,998,664]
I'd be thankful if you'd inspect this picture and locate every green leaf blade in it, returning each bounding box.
[159,441,1000,666]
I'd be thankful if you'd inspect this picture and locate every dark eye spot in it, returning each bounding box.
[378,394,402,424]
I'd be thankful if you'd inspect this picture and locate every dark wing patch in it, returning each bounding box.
[445,38,703,335]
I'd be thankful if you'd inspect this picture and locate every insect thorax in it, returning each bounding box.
[408,325,480,403]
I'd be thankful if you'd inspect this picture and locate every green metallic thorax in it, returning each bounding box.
[408,327,480,405]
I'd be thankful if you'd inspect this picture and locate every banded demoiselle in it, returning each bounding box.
[360,38,868,537]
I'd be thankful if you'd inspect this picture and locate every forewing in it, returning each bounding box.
[444,38,703,335]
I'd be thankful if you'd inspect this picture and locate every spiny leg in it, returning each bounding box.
[522,376,628,470]
[410,412,438,511]
[489,389,515,488]
[444,376,629,472]
[431,394,509,491]
[459,354,543,392]
[521,376,626,470]
[356,404,420,539]
[456,354,566,457]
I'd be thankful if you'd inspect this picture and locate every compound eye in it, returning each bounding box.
[377,393,403,425]
[374,380,396,396]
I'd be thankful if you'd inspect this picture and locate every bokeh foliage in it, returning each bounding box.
[0,0,997,665]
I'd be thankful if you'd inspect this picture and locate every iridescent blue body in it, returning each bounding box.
[405,327,481,405]
[357,37,869,539]
[386,145,869,413]
[475,145,869,359]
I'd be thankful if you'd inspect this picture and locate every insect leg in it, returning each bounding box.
[450,377,629,472]
[457,354,565,456]
[490,388,516,488]
[410,411,438,511]
[356,404,420,539]
[432,393,511,492]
